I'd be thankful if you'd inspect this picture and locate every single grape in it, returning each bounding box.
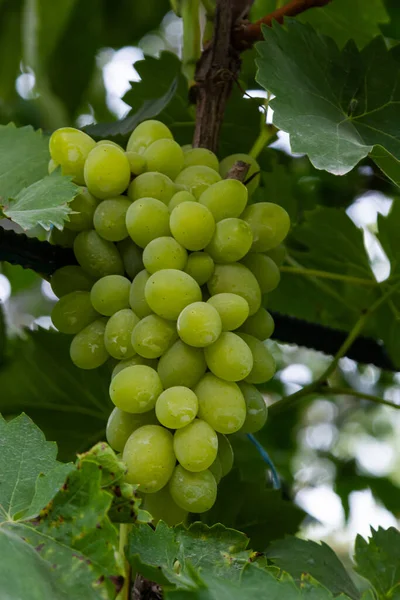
[206,218,253,263]
[50,266,95,298]
[125,151,147,175]
[241,253,280,293]
[206,293,249,331]
[127,120,173,154]
[64,188,98,232]
[157,340,207,389]
[177,302,221,347]
[110,365,163,413]
[73,230,124,278]
[90,275,130,316]
[170,201,215,251]
[183,148,219,172]
[112,355,158,379]
[49,127,96,184]
[174,165,221,199]
[128,172,175,205]
[241,202,290,252]
[84,143,131,199]
[217,433,234,476]
[49,227,77,248]
[168,190,197,212]
[106,407,157,452]
[51,291,99,334]
[123,425,176,493]
[209,456,222,484]
[239,308,274,340]
[207,263,261,315]
[117,238,144,280]
[219,153,260,196]
[238,382,268,433]
[143,138,184,180]
[131,314,177,359]
[142,486,188,526]
[173,419,218,472]
[93,196,131,242]
[156,386,198,429]
[104,308,139,359]
[204,332,253,382]
[145,269,202,320]
[237,333,276,384]
[195,373,246,434]
[129,270,153,318]
[70,318,109,369]
[142,236,188,273]
[169,465,217,513]
[199,179,248,222]
[184,252,214,286]
[125,197,170,248]
[96,140,123,149]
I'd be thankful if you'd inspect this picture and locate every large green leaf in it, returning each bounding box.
[355,527,400,599]
[256,21,400,183]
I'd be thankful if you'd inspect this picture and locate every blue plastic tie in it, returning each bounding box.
[247,434,281,490]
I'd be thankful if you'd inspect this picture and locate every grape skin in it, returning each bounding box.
[51,291,99,334]
[204,332,253,382]
[157,340,207,389]
[127,120,173,154]
[131,314,177,359]
[207,263,261,316]
[110,365,163,413]
[195,373,246,434]
[169,465,217,513]
[129,270,153,318]
[128,172,176,205]
[206,293,249,331]
[142,236,188,273]
[70,318,109,370]
[50,266,95,298]
[104,308,139,359]
[106,407,157,452]
[125,197,170,248]
[170,201,215,251]
[84,143,131,199]
[73,230,124,278]
[90,275,131,316]
[173,419,218,472]
[145,269,202,321]
[93,196,131,242]
[155,386,198,429]
[177,302,222,348]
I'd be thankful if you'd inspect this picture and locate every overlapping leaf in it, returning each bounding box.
[355,527,400,598]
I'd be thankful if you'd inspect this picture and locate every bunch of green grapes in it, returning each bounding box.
[48,120,290,526]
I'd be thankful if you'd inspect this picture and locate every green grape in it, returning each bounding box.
[241,203,290,252]
[238,382,268,433]
[73,230,124,278]
[117,238,144,280]
[128,172,175,205]
[157,340,206,389]
[206,293,249,331]
[219,153,260,196]
[199,179,248,222]
[51,291,99,334]
[49,127,96,185]
[104,308,139,359]
[169,465,217,513]
[127,120,173,154]
[96,140,123,149]
[90,275,130,316]
[123,425,175,493]
[70,318,109,369]
[48,158,58,174]
[93,196,131,242]
[142,486,188,526]
[168,190,197,212]
[155,386,198,429]
[142,236,187,273]
[204,332,253,382]
[181,144,192,152]
[131,314,177,359]
[184,252,214,286]
[112,355,158,379]
[64,188,98,232]
[217,433,234,476]
[195,373,246,434]
[129,270,153,318]
[241,253,280,293]
[110,365,163,413]
[106,407,157,452]
[183,148,219,172]
[125,151,147,175]
[177,301,221,347]
[173,419,218,472]
[174,165,221,199]
[84,143,131,199]
[49,227,77,248]
[125,197,170,248]
[209,456,222,484]
[170,202,215,251]
[145,269,201,320]
[207,263,261,315]
[265,244,287,267]
[143,139,184,179]
[206,218,253,263]
[50,266,95,298]
[239,308,274,340]
[237,333,276,384]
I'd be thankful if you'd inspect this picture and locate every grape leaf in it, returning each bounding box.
[354,527,400,598]
[256,21,400,183]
